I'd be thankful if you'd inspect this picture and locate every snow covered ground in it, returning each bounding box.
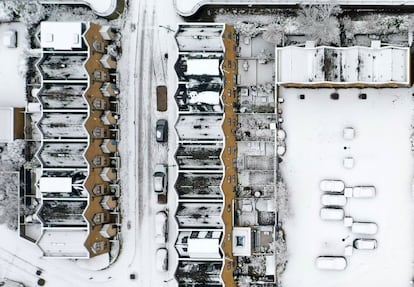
[280,87,414,287]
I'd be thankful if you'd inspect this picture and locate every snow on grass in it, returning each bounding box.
[280,87,414,287]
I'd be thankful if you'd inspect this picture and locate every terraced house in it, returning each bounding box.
[173,23,238,287]
[19,22,121,260]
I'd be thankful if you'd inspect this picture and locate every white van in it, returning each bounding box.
[321,194,347,206]
[155,248,168,272]
[155,211,168,244]
[320,208,344,221]
[320,180,345,193]
[352,186,376,198]
[316,256,347,270]
[351,222,378,235]
[353,238,377,250]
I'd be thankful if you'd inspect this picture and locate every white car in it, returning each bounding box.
[156,248,168,272]
[316,256,347,270]
[321,194,347,206]
[352,186,376,198]
[153,164,167,193]
[351,222,378,235]
[353,238,377,250]
[320,208,344,221]
[320,180,345,192]
[155,211,168,244]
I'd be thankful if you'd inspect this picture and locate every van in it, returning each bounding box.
[155,211,168,244]
[320,180,345,193]
[316,256,347,270]
[320,208,344,221]
[320,194,347,206]
[352,186,376,198]
[353,238,377,250]
[351,222,378,235]
[155,248,168,272]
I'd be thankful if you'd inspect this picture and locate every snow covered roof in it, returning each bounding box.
[37,229,89,258]
[40,22,83,50]
[275,46,410,86]
[188,238,221,258]
[232,227,251,256]
[186,59,220,76]
[39,177,72,193]
[0,107,13,143]
[175,23,225,52]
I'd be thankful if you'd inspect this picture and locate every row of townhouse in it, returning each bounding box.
[19,22,121,260]
[173,23,235,286]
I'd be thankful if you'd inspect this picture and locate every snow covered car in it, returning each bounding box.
[320,194,347,207]
[153,164,167,193]
[353,238,377,250]
[352,186,376,198]
[320,207,344,221]
[156,119,168,142]
[351,222,378,235]
[316,256,347,270]
[155,211,168,244]
[155,248,168,272]
[319,180,345,192]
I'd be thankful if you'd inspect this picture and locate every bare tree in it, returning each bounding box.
[262,23,285,46]
[4,0,46,26]
[234,21,261,38]
[0,172,19,230]
[0,140,26,171]
[297,3,342,45]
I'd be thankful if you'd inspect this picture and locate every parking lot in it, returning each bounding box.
[280,87,414,287]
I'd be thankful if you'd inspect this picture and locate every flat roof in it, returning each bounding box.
[232,227,251,256]
[37,229,89,258]
[276,46,410,86]
[40,22,83,50]
[186,59,220,76]
[0,107,13,143]
[39,177,72,193]
[188,238,221,258]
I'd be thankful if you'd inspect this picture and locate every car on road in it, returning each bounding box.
[156,119,168,142]
[156,85,167,112]
[320,180,345,192]
[353,238,377,250]
[153,164,167,193]
[155,248,168,272]
[316,256,347,270]
[155,211,168,244]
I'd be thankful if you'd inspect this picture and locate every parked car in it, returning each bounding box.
[156,119,168,142]
[351,222,378,235]
[320,207,344,221]
[320,194,347,207]
[353,238,377,250]
[316,256,347,270]
[320,180,345,192]
[155,248,168,272]
[352,186,376,198]
[156,85,167,112]
[155,211,168,244]
[344,186,376,198]
[153,164,167,193]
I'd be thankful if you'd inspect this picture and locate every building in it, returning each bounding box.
[275,42,411,88]
[19,22,121,260]
[174,23,237,286]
